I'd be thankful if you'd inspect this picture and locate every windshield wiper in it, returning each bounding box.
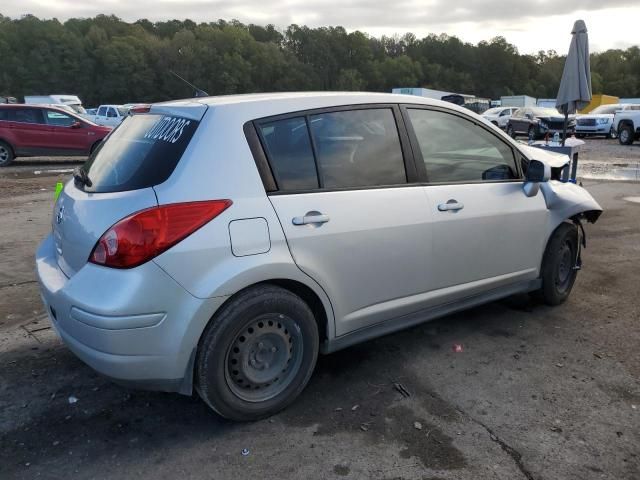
[73,166,92,188]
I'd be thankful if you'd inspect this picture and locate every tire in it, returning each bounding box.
[491,121,499,127]
[528,126,536,141]
[534,223,579,306]
[196,284,319,421]
[506,124,515,138]
[607,127,617,140]
[618,125,634,145]
[0,141,14,167]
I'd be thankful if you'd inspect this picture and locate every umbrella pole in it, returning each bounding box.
[562,110,568,147]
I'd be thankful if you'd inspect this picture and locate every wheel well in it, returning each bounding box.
[0,138,14,152]
[265,279,328,343]
[618,120,634,130]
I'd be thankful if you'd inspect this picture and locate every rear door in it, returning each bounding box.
[53,108,204,277]
[6,107,50,153]
[258,106,436,336]
[403,106,548,298]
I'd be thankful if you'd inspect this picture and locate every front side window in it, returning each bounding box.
[97,107,107,116]
[107,108,117,118]
[45,110,76,127]
[407,108,519,183]
[309,108,406,189]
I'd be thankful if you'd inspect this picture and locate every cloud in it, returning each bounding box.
[3,0,639,53]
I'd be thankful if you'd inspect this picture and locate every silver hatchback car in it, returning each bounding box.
[37,92,602,420]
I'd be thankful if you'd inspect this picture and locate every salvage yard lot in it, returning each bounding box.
[1,141,639,480]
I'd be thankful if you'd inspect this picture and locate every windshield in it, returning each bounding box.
[65,103,86,114]
[82,114,199,193]
[531,108,561,116]
[590,105,621,115]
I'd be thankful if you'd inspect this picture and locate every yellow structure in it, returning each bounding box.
[579,94,619,113]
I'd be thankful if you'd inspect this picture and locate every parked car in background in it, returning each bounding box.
[36,92,602,421]
[0,104,111,166]
[92,105,130,127]
[613,108,640,145]
[482,107,518,129]
[577,104,640,139]
[24,95,86,115]
[506,107,575,140]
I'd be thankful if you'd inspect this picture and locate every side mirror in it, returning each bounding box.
[523,159,550,197]
[70,121,82,129]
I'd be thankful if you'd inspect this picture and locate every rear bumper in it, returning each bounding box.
[36,234,228,394]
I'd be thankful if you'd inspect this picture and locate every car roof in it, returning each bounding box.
[154,91,470,115]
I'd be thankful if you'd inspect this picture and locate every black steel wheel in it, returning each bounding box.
[196,284,319,421]
[533,222,579,306]
[507,124,515,138]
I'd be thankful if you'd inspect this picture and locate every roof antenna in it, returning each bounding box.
[169,70,209,98]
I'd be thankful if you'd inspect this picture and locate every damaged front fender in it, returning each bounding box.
[540,181,603,224]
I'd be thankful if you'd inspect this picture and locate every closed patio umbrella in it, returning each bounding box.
[556,20,592,146]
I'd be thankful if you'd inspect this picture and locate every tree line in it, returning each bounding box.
[1,14,639,106]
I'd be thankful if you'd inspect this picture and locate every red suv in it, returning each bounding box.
[0,104,112,166]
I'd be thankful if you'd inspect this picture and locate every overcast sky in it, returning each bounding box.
[3,0,639,54]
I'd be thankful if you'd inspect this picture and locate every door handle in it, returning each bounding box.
[292,212,330,226]
[438,200,464,212]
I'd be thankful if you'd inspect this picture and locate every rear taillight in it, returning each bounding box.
[89,200,232,268]
[130,104,151,114]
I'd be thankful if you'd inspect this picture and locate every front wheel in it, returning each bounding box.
[196,284,319,421]
[607,127,617,139]
[506,125,515,138]
[0,141,14,167]
[534,223,579,306]
[618,125,634,145]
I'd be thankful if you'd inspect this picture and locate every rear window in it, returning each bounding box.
[81,114,198,193]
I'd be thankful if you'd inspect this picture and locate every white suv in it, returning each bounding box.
[36,92,602,420]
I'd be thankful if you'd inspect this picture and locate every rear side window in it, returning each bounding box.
[0,109,7,121]
[407,108,518,183]
[8,108,45,124]
[257,108,406,191]
[309,109,406,188]
[82,114,198,193]
[258,117,318,190]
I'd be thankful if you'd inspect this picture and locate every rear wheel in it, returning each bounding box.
[0,141,14,167]
[618,125,634,145]
[196,284,319,421]
[528,126,536,141]
[534,223,579,306]
[506,124,515,138]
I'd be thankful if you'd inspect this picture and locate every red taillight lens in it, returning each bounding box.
[89,200,232,269]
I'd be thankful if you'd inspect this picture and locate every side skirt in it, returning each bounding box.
[322,279,541,354]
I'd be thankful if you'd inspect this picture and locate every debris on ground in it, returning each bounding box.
[241,448,250,456]
[68,396,78,404]
[556,363,564,368]
[452,344,464,353]
[351,404,359,411]
[393,383,411,398]
[413,421,423,430]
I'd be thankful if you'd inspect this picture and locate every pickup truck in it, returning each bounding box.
[613,108,640,145]
[90,105,129,127]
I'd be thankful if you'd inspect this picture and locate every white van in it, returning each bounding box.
[24,95,86,114]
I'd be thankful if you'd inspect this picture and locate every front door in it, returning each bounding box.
[403,106,548,301]
[7,107,50,153]
[258,107,436,336]
[43,109,88,153]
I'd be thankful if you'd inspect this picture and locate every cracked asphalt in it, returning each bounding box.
[1,145,639,479]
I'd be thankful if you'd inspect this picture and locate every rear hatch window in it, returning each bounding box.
[81,114,199,193]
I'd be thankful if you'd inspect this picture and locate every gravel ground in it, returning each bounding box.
[1,140,639,480]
